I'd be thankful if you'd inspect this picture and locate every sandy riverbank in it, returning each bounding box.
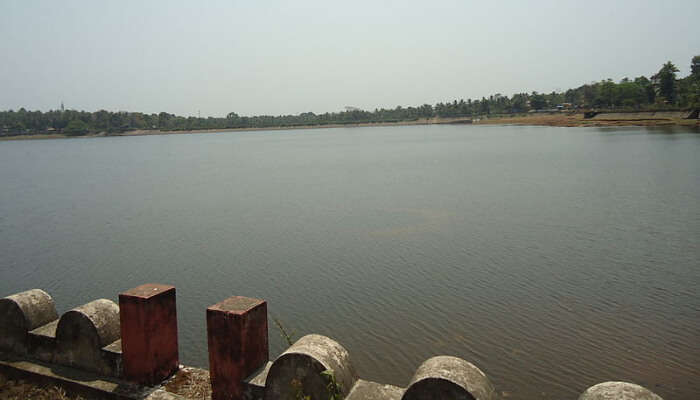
[0,118,467,141]
[116,117,453,137]
[1,114,697,141]
[478,112,699,128]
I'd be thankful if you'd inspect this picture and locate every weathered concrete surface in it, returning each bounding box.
[243,361,272,400]
[578,382,663,400]
[207,296,269,400]
[103,339,124,378]
[119,283,179,385]
[0,289,58,354]
[104,338,124,354]
[27,319,59,362]
[402,356,497,400]
[54,298,121,376]
[0,351,155,400]
[264,334,358,400]
[346,380,404,400]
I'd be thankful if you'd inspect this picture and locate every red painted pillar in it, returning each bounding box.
[119,283,179,385]
[207,296,269,400]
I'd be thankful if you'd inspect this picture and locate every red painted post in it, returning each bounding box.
[119,283,179,385]
[207,296,269,400]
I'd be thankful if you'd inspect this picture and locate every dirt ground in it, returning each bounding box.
[479,113,699,128]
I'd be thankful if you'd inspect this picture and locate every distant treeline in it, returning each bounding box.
[2,57,699,136]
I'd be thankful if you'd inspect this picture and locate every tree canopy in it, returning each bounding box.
[655,61,680,103]
[2,57,698,137]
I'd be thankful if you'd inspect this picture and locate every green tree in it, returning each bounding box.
[158,112,172,129]
[617,81,645,108]
[656,61,679,104]
[691,55,700,77]
[530,92,547,110]
[64,119,89,136]
[94,110,110,130]
[511,93,528,112]
[686,56,700,107]
[634,76,655,104]
[226,112,240,127]
[597,79,617,107]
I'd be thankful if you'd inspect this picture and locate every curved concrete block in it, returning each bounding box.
[0,289,58,354]
[264,334,358,400]
[54,299,121,376]
[579,382,663,400]
[402,356,497,400]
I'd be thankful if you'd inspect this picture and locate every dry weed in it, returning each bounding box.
[0,373,85,400]
[163,367,211,400]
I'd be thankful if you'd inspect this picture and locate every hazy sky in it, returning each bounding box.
[1,0,698,117]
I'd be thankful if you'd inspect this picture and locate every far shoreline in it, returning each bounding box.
[1,113,697,141]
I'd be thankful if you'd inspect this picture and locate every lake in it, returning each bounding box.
[1,124,698,399]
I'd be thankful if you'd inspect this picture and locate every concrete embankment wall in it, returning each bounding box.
[1,285,666,400]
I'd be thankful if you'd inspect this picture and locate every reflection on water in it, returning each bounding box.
[594,125,700,135]
[1,125,698,399]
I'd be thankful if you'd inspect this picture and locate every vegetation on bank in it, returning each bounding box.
[2,57,698,137]
[0,369,212,400]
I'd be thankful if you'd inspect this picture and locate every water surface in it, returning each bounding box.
[1,125,698,399]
